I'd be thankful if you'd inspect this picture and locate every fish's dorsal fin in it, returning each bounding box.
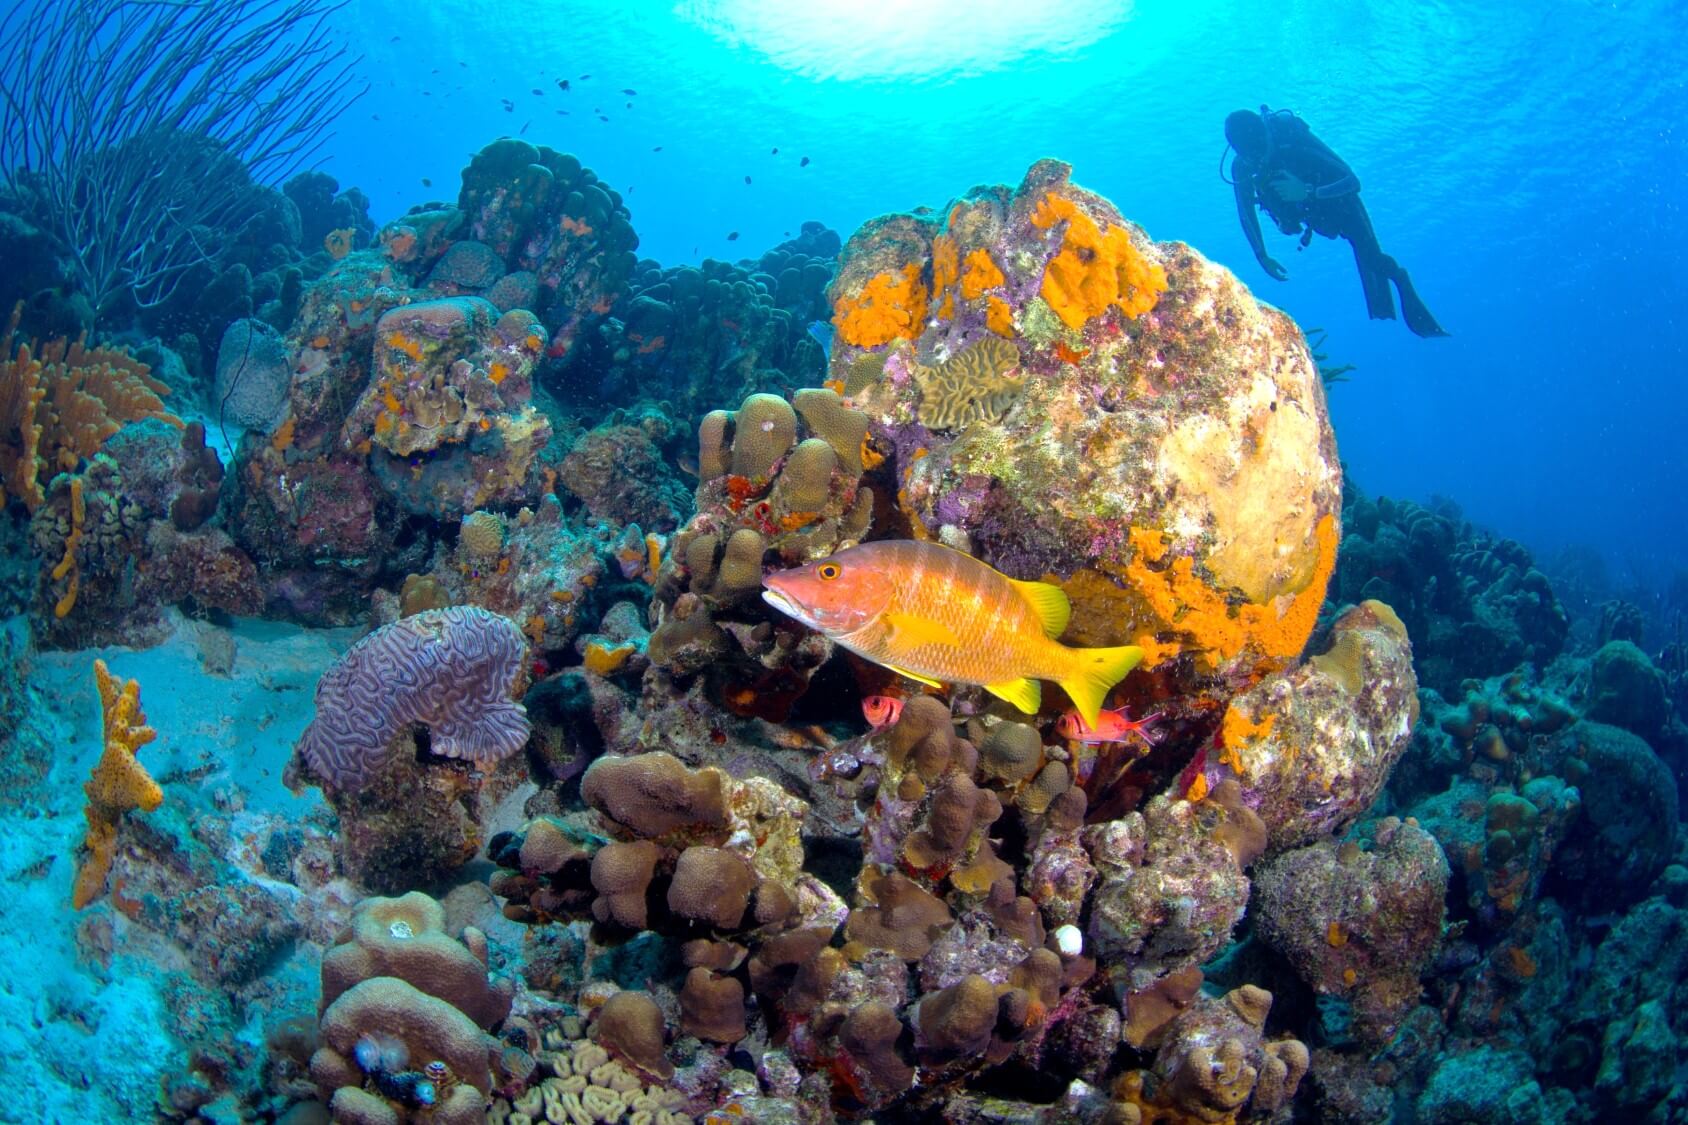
[883,611,961,650]
[886,663,945,689]
[1009,578,1071,639]
[985,677,1042,714]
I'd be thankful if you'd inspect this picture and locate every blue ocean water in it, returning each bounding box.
[325,0,1687,589]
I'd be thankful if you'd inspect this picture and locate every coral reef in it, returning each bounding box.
[34,144,1688,1125]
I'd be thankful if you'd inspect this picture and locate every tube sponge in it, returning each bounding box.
[295,606,530,790]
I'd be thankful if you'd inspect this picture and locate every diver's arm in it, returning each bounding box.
[1232,161,1287,279]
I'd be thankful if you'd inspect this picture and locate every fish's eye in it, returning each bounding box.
[817,562,841,580]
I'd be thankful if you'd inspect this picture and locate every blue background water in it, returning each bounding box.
[323,0,1686,585]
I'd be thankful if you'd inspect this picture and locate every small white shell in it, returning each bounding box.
[1054,924,1083,958]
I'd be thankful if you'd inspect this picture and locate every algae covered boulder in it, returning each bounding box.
[825,158,1342,684]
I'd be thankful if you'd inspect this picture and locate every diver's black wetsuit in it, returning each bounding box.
[1229,109,1448,337]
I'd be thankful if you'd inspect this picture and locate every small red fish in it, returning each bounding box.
[862,695,904,730]
[1056,706,1164,746]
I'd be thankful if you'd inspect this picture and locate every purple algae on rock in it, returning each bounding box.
[296,606,530,789]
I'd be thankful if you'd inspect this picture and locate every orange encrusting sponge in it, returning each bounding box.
[833,264,930,348]
[1030,191,1167,329]
[1125,514,1340,673]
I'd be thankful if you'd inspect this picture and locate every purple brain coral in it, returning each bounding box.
[297,606,530,789]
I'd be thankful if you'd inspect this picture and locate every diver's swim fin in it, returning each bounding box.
[1396,271,1450,337]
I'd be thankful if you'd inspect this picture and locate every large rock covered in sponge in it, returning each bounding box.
[293,606,531,791]
[826,158,1341,684]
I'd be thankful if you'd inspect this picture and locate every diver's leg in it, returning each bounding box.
[1350,241,1398,320]
[1333,199,1397,320]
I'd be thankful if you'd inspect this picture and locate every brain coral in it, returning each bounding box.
[296,606,530,790]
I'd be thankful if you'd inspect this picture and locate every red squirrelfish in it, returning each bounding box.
[762,540,1143,726]
[861,694,904,730]
[1056,706,1165,746]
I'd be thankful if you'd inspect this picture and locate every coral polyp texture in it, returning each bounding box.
[294,606,531,790]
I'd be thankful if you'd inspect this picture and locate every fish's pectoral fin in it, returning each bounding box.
[886,663,945,690]
[883,612,961,650]
[1009,578,1072,638]
[985,677,1042,715]
[1059,645,1145,728]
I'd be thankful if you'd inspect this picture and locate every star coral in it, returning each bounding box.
[1030,191,1167,328]
[73,660,163,909]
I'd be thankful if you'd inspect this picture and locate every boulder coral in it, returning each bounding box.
[311,891,510,1122]
[1254,817,1450,1045]
[1202,599,1420,852]
[455,138,639,359]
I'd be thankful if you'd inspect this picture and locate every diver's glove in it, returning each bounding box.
[1261,257,1289,281]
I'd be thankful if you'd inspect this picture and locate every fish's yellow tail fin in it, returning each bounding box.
[1060,645,1144,728]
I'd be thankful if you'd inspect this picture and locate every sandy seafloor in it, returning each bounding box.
[3,613,364,1119]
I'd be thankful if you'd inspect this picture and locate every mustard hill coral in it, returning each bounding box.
[311,891,510,1120]
[294,606,531,790]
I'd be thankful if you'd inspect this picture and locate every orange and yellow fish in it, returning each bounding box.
[762,540,1142,725]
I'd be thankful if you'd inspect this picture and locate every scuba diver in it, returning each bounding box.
[1224,106,1448,337]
